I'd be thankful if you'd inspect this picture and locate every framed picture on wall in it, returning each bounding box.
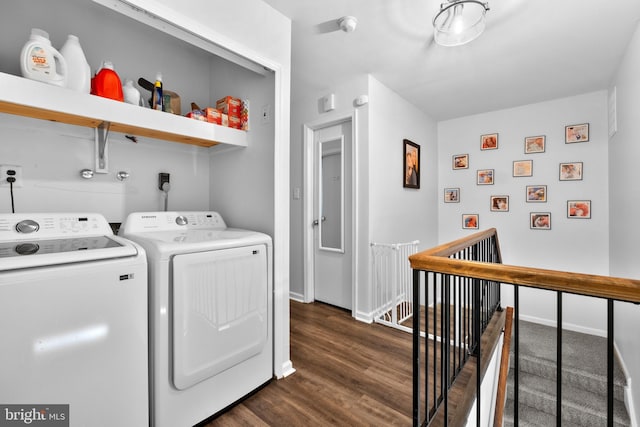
[513,160,533,177]
[481,133,498,150]
[462,214,479,229]
[526,185,547,202]
[444,188,460,203]
[530,212,551,230]
[477,169,494,185]
[525,136,546,154]
[559,162,583,181]
[567,200,591,218]
[565,123,589,143]
[453,154,469,169]
[403,139,420,189]
[490,195,509,212]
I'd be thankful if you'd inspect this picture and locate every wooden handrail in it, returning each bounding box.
[409,229,640,304]
[493,306,514,427]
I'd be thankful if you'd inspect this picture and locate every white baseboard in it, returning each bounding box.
[289,292,305,303]
[615,341,638,427]
[355,309,374,324]
[277,360,296,379]
[627,378,638,427]
[519,314,606,337]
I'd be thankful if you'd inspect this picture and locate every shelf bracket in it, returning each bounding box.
[95,121,111,174]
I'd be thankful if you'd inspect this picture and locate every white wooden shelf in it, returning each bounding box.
[0,72,247,148]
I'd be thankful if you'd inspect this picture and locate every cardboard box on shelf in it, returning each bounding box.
[204,107,222,125]
[216,96,242,116]
[228,115,242,129]
[241,99,249,131]
[185,110,206,121]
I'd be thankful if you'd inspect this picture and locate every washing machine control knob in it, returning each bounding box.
[175,215,188,226]
[16,219,40,234]
[15,242,39,255]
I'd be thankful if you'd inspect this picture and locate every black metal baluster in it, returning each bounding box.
[414,269,420,426]
[607,300,614,427]
[475,275,481,426]
[515,285,520,426]
[557,292,563,426]
[443,274,450,423]
[453,274,458,375]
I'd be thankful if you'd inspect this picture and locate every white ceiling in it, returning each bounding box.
[262,0,640,120]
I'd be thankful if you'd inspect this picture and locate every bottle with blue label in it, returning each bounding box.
[152,72,163,111]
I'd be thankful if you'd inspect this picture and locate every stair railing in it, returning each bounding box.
[493,306,514,427]
[411,229,503,426]
[410,228,640,427]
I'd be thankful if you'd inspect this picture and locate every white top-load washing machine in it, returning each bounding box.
[0,213,148,427]
[119,211,273,427]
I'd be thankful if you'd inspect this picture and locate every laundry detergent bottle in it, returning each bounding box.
[20,28,68,87]
[91,61,124,101]
[60,35,91,93]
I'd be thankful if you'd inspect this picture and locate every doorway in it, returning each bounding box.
[303,112,357,314]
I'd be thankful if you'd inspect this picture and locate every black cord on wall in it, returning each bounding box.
[7,176,16,213]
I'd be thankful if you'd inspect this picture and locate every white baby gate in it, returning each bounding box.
[371,240,419,332]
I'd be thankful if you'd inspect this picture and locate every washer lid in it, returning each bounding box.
[123,228,271,254]
[0,235,138,270]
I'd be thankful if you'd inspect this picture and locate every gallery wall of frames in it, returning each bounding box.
[437,91,610,278]
[446,123,591,231]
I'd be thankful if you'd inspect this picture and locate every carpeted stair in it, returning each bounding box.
[503,320,630,427]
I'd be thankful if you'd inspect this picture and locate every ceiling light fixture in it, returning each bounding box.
[338,16,358,33]
[433,0,489,47]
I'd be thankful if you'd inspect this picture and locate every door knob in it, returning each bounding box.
[312,216,326,226]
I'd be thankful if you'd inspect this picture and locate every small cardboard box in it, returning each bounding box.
[204,107,222,125]
[228,115,242,129]
[185,110,206,121]
[216,96,242,116]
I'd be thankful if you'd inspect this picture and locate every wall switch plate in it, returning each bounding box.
[0,165,23,188]
[261,104,271,124]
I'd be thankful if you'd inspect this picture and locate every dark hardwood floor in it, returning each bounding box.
[203,301,504,427]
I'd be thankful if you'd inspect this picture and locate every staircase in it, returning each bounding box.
[503,320,631,427]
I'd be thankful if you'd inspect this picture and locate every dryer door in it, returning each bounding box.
[171,244,268,390]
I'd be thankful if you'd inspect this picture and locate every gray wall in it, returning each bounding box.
[609,22,640,426]
[438,91,610,335]
[288,74,438,318]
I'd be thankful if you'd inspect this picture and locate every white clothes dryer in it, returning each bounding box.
[0,213,148,427]
[119,211,273,427]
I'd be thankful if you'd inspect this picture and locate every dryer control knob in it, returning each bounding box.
[15,242,39,255]
[175,215,188,226]
[16,219,40,234]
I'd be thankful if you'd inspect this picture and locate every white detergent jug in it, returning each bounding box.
[60,35,90,93]
[20,28,67,87]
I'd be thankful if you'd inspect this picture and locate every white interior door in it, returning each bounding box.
[313,120,353,309]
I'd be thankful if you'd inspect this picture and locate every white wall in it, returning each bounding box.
[610,22,640,426]
[289,74,369,299]
[365,75,438,316]
[288,74,438,318]
[438,92,610,334]
[207,56,276,236]
[153,0,291,69]
[0,116,209,219]
[367,76,439,247]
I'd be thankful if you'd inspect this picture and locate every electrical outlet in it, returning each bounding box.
[0,165,23,188]
[158,172,170,191]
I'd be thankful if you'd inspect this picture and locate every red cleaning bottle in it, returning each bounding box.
[91,61,124,101]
